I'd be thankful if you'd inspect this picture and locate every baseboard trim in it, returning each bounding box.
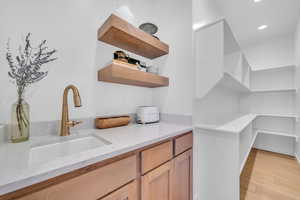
[296,153,300,165]
[193,194,199,200]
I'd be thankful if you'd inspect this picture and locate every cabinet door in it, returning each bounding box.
[100,181,137,200]
[173,149,192,200]
[141,161,173,200]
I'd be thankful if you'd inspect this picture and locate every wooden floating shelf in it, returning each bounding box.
[98,63,169,88]
[98,14,169,59]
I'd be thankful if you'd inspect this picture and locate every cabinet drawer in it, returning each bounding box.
[18,155,137,200]
[100,181,137,200]
[47,155,136,200]
[175,132,193,156]
[141,141,173,174]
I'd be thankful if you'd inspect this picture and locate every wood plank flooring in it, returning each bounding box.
[240,148,300,200]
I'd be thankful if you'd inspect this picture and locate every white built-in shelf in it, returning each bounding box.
[222,114,257,133]
[251,64,296,94]
[239,131,258,174]
[195,19,252,98]
[220,72,297,94]
[256,129,297,138]
[195,114,256,134]
[221,72,251,93]
[195,113,299,135]
[256,114,298,119]
[251,64,296,72]
[251,88,297,93]
[195,113,260,174]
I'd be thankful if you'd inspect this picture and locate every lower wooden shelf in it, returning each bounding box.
[98,63,169,88]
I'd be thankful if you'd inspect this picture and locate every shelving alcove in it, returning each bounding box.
[193,19,299,200]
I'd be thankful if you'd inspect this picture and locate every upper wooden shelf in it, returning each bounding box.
[98,14,169,59]
[98,62,169,88]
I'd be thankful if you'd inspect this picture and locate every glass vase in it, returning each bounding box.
[10,97,30,143]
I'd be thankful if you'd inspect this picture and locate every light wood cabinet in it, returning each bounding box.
[100,181,137,200]
[141,161,173,200]
[5,132,193,200]
[173,150,193,200]
[141,134,193,200]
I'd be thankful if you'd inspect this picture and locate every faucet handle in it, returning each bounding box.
[67,120,83,127]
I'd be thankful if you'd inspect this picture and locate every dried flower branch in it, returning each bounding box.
[7,33,57,98]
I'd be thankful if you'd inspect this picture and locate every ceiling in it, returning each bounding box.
[214,0,300,47]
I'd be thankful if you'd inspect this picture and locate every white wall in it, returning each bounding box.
[295,19,300,160]
[239,92,296,116]
[250,67,295,91]
[0,0,193,123]
[194,85,240,125]
[193,0,223,28]
[151,0,193,116]
[244,34,295,70]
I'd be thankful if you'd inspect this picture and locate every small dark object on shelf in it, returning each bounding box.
[113,50,152,72]
[127,57,140,65]
[114,50,142,65]
[139,61,147,68]
[137,61,147,72]
[114,50,128,62]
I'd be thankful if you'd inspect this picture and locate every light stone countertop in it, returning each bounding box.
[0,122,192,195]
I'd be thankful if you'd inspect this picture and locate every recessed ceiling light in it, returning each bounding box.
[257,25,268,30]
[254,0,262,2]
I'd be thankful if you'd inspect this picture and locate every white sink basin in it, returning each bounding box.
[29,135,111,165]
